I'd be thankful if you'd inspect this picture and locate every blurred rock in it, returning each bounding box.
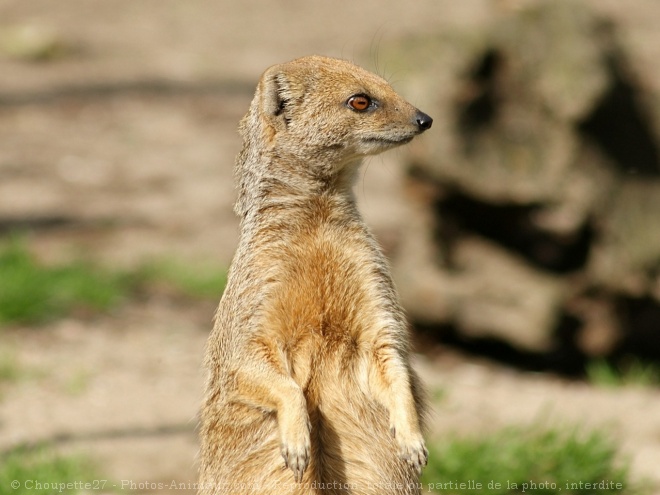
[448,237,566,352]
[386,0,613,206]
[568,296,622,357]
[382,0,660,360]
[392,182,566,353]
[589,180,660,299]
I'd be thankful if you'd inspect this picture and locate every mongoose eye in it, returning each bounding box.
[347,94,373,112]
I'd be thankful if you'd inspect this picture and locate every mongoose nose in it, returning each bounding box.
[415,111,433,131]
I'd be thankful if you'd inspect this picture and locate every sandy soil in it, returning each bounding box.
[1,0,659,493]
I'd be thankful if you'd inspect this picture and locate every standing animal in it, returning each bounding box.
[199,55,433,495]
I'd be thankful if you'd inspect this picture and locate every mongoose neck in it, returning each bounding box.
[235,149,362,225]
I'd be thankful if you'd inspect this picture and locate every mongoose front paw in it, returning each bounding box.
[390,426,428,473]
[280,439,310,482]
[280,418,311,482]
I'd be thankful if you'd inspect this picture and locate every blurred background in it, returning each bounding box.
[1,0,659,493]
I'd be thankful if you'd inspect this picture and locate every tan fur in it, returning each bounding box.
[199,56,433,495]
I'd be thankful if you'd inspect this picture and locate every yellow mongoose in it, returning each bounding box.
[199,55,433,495]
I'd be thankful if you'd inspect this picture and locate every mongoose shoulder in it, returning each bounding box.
[199,55,433,495]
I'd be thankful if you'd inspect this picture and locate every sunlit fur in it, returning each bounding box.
[199,56,431,495]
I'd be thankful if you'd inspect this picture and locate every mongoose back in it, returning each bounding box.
[199,55,433,495]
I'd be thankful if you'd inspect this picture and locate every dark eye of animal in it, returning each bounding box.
[347,94,372,112]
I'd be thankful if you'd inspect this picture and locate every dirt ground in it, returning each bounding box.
[1,0,659,493]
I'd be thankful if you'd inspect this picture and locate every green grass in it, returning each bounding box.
[0,350,20,401]
[587,359,660,389]
[0,349,43,401]
[0,240,129,325]
[63,368,93,396]
[136,258,227,300]
[0,239,227,326]
[430,386,447,404]
[423,426,639,494]
[0,351,20,384]
[0,448,103,495]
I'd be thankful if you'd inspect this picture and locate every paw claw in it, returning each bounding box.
[393,427,428,473]
[281,443,310,482]
[280,421,311,482]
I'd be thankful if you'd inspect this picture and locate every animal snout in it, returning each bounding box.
[414,111,433,131]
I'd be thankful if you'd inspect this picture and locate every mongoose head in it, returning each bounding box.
[240,55,432,175]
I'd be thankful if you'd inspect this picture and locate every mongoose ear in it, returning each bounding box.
[259,67,294,130]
